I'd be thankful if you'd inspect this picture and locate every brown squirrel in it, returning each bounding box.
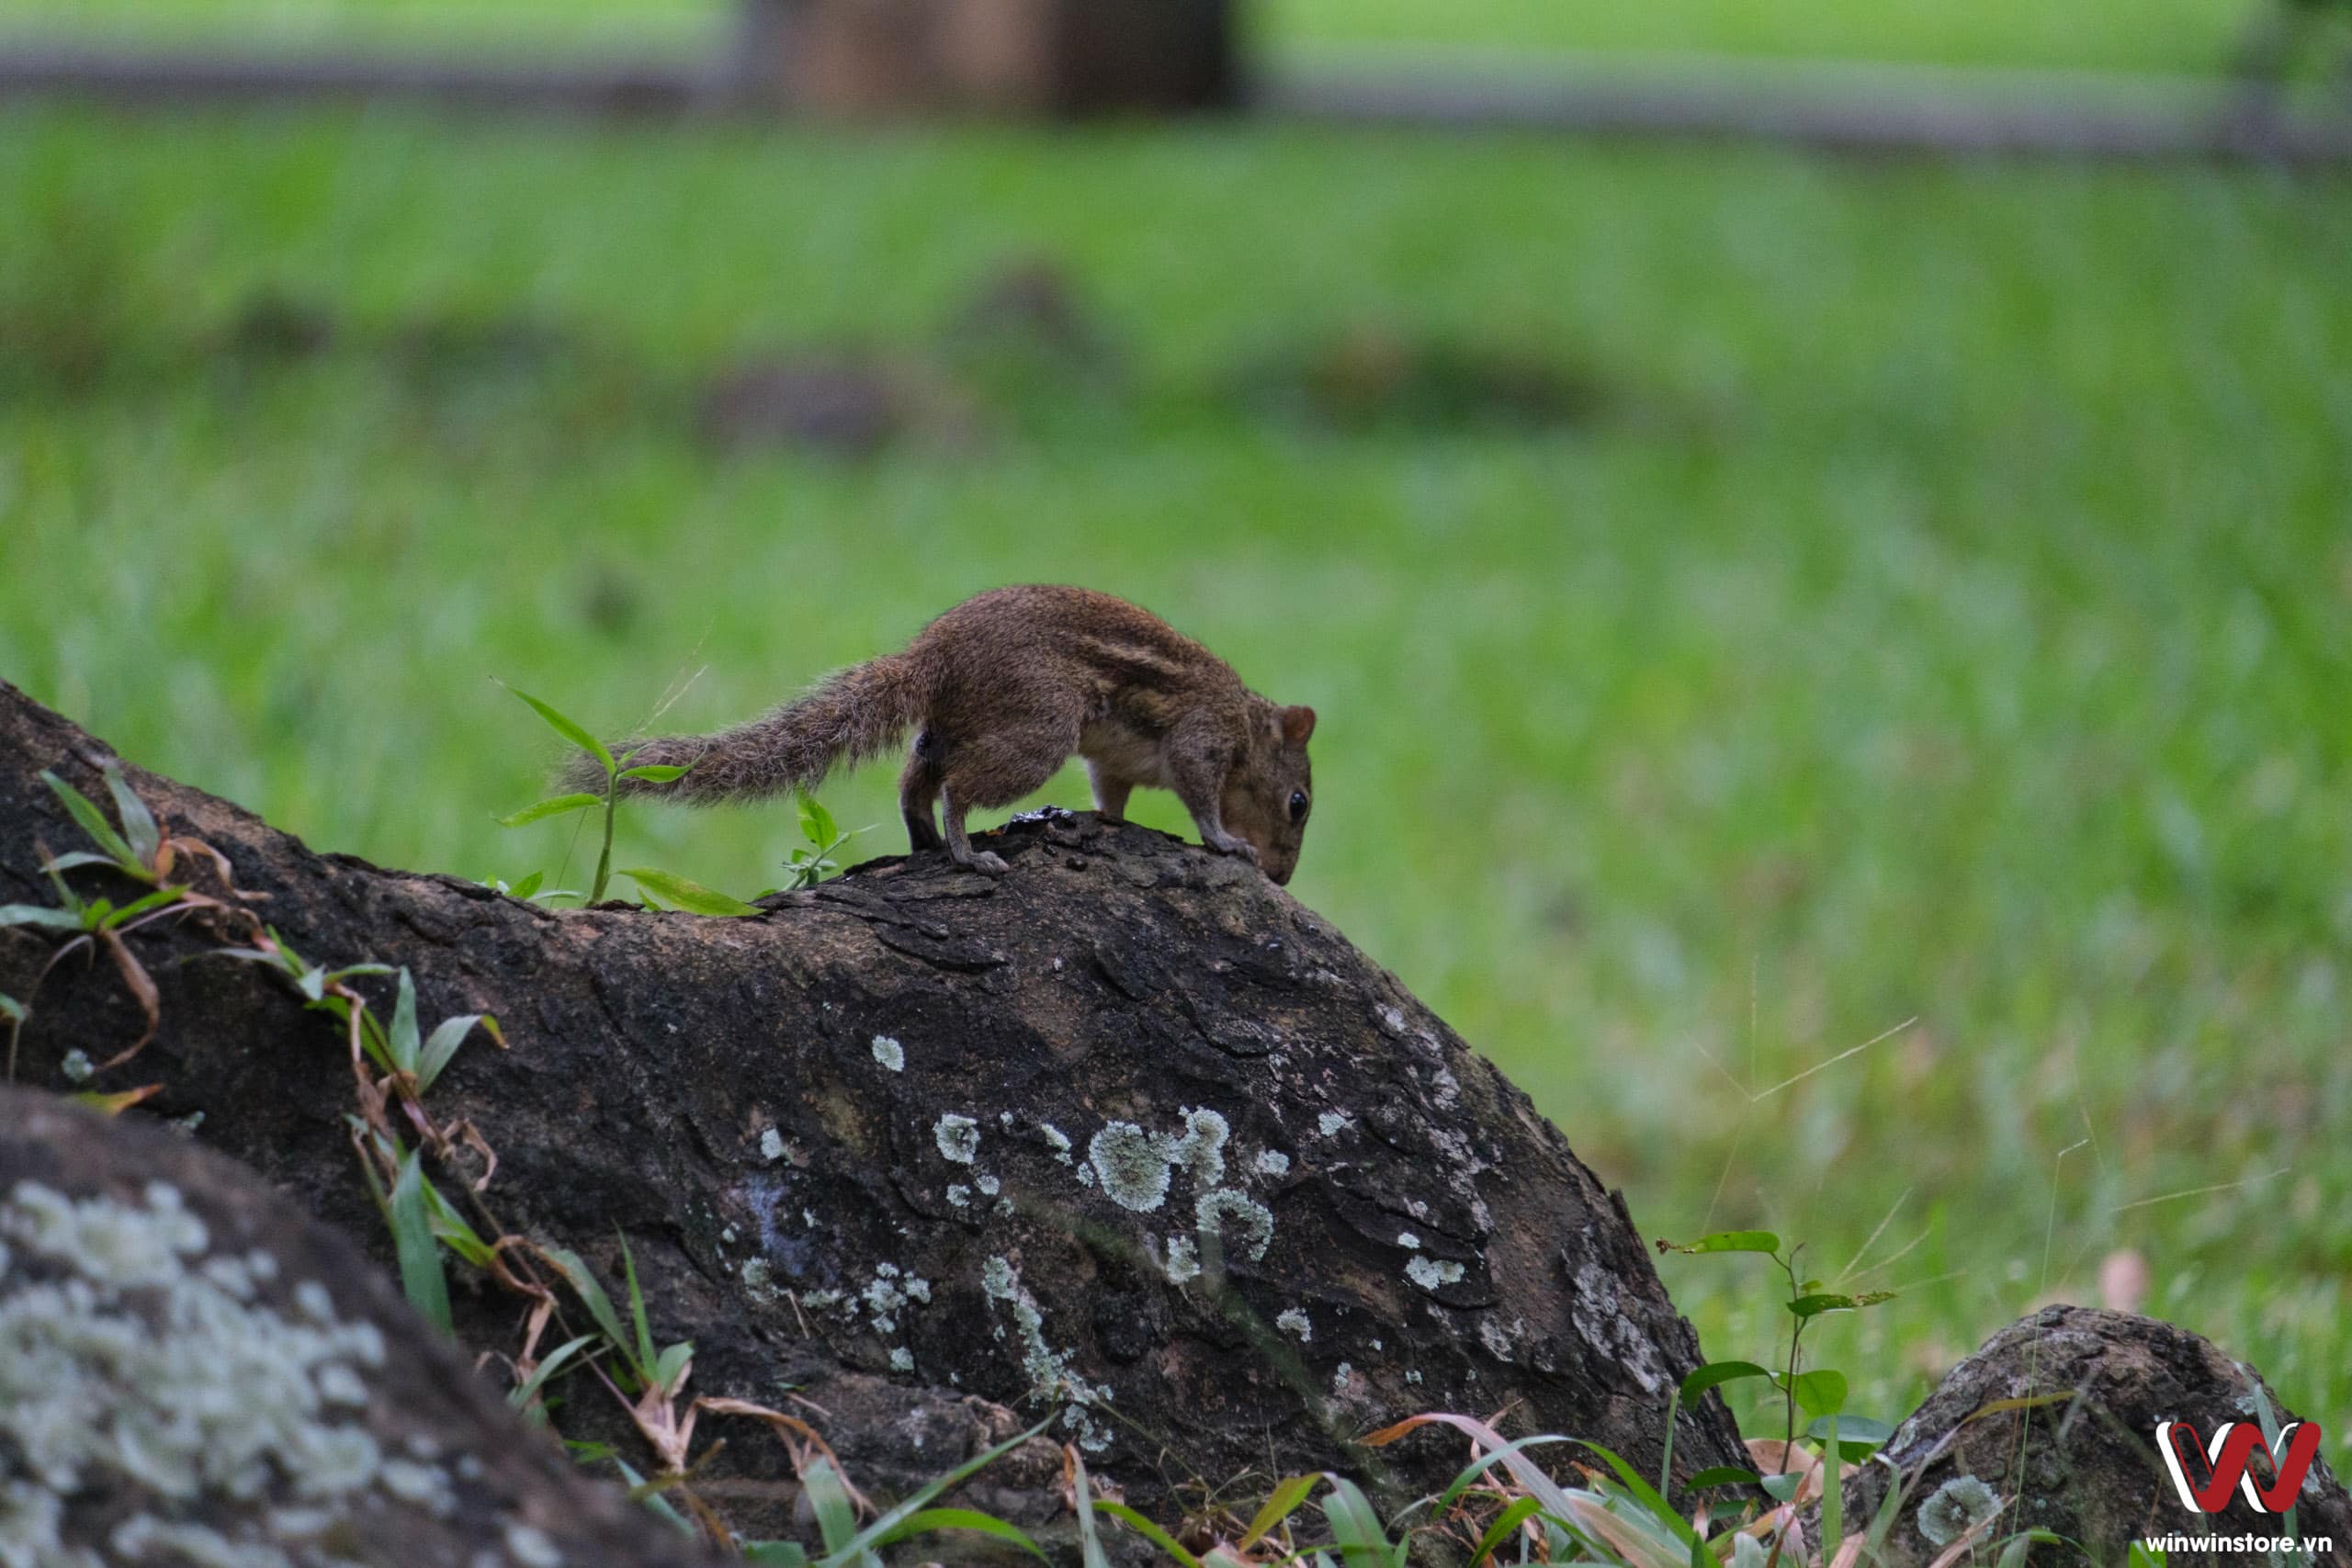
[582,586,1317,884]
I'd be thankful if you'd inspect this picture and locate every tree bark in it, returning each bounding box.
[0,1085,718,1567]
[0,679,1748,1540]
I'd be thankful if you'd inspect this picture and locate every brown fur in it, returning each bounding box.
[574,586,1317,883]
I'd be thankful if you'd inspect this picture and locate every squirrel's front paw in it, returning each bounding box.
[1206,834,1260,866]
[956,850,1011,876]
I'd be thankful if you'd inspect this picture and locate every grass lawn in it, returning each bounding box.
[2,104,2348,1450]
[0,0,2303,75]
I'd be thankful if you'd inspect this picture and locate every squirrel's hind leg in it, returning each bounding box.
[1086,760,1133,823]
[936,720,1078,875]
[898,739,946,854]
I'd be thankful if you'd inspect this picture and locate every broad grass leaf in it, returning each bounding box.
[390,1147,454,1336]
[618,868,760,917]
[496,793,601,829]
[498,682,614,774]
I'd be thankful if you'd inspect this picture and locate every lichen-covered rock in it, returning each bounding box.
[0,680,1747,1529]
[0,1088,714,1568]
[1833,1306,2352,1565]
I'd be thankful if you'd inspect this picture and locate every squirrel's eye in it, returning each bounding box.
[1288,791,1309,823]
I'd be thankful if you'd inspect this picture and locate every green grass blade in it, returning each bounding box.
[100,761,161,868]
[498,682,614,775]
[877,1507,1048,1561]
[1819,1413,1841,1556]
[831,1416,1058,1563]
[1657,1231,1780,1256]
[0,905,85,931]
[390,1147,454,1336]
[618,1231,658,1382]
[41,770,143,874]
[801,1459,865,1560]
[496,792,602,829]
[1318,1475,1401,1568]
[1241,1474,1323,1549]
[539,1246,632,1368]
[1466,1495,1544,1567]
[41,850,121,875]
[388,968,421,1075]
[617,868,762,917]
[1093,1500,1203,1568]
[613,1457,697,1539]
[508,1333,599,1418]
[1436,1435,1573,1511]
[1071,1451,1114,1568]
[416,1013,484,1093]
[1566,1439,1704,1555]
[617,763,692,783]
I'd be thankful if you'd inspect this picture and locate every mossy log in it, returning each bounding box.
[0,679,1749,1543]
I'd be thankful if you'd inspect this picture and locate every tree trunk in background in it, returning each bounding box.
[0,679,1747,1540]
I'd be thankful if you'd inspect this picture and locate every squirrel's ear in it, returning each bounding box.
[1280,705,1317,748]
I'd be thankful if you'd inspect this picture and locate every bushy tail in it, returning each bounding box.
[563,655,927,805]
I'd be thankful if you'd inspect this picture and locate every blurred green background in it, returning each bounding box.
[2,0,2348,1451]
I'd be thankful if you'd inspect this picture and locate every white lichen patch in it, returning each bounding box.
[1088,1122,1173,1213]
[977,1254,1106,1422]
[933,1114,980,1166]
[59,1051,94,1084]
[504,1521,564,1568]
[1169,1109,1229,1188]
[758,1128,786,1164]
[870,1035,905,1072]
[740,1258,780,1304]
[946,1184,971,1209]
[1275,1308,1312,1342]
[0,1179,424,1558]
[1193,1189,1275,1263]
[856,1266,930,1337]
[1396,1232,1420,1250]
[1253,1149,1290,1179]
[1405,1257,1463,1292]
[1159,1235,1200,1285]
[889,1348,914,1373]
[1040,1124,1072,1164]
[1917,1475,2001,1547]
[1317,1111,1350,1137]
[976,1174,1001,1198]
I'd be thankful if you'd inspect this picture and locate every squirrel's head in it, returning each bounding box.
[1223,703,1316,886]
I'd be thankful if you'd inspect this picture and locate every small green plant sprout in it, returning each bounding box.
[493,680,694,906]
[1656,1229,1897,1557]
[780,789,869,892]
[219,936,501,1172]
[479,870,581,905]
[1,762,254,1073]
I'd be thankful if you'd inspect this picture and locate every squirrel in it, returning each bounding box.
[576,585,1317,884]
